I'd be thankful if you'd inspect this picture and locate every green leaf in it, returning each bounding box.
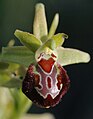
[1,46,35,67]
[14,89,32,115]
[14,30,42,52]
[57,47,90,66]
[0,88,32,119]
[52,33,68,48]
[33,3,48,42]
[48,13,59,38]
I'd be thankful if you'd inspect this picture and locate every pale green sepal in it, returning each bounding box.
[52,33,68,48]
[57,47,90,66]
[1,46,35,67]
[14,30,42,52]
[48,13,59,39]
[33,3,48,42]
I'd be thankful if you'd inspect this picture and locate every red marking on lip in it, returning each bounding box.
[34,74,42,89]
[47,77,51,88]
[51,53,56,58]
[38,53,44,59]
[57,74,62,90]
[38,58,55,73]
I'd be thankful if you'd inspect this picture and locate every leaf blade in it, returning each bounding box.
[1,46,35,67]
[57,47,90,66]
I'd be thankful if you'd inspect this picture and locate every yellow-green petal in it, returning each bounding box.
[14,30,42,52]
[52,33,68,47]
[48,13,59,39]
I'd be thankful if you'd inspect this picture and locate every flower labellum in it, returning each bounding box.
[22,52,70,108]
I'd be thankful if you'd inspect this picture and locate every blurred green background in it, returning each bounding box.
[0,0,93,119]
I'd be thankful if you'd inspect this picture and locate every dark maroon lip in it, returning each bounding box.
[22,62,70,108]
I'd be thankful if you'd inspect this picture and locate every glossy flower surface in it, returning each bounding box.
[0,2,90,110]
[22,52,70,108]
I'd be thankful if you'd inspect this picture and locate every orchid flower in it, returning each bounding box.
[0,3,90,108]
